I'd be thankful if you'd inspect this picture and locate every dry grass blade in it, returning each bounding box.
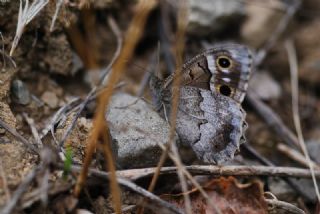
[285,39,320,203]
[277,143,320,170]
[10,0,49,56]
[74,1,157,214]
[145,1,193,214]
[50,0,64,32]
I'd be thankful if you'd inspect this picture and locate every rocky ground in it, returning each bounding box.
[0,0,320,213]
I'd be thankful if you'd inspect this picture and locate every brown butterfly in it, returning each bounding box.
[151,43,253,163]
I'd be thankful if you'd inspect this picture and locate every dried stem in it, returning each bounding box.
[146,1,192,214]
[116,165,320,180]
[74,2,157,214]
[285,39,320,203]
[266,199,305,214]
[65,164,182,214]
[277,143,320,170]
[10,0,49,56]
[247,91,300,149]
[22,113,42,148]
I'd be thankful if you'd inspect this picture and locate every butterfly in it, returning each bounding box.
[150,43,253,164]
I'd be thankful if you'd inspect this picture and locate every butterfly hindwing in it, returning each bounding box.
[177,86,247,163]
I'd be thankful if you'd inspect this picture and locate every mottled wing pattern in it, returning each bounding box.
[152,43,252,164]
[164,43,253,104]
[177,86,247,164]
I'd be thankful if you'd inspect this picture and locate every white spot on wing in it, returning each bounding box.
[222,77,231,83]
[206,56,216,74]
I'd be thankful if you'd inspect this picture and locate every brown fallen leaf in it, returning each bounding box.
[161,176,267,214]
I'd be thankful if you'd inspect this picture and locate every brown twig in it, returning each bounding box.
[100,15,123,85]
[74,2,157,214]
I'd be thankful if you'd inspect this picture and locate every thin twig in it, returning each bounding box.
[99,126,122,214]
[100,15,123,85]
[159,142,222,214]
[0,165,41,214]
[116,165,320,180]
[40,97,80,140]
[285,39,320,203]
[247,91,300,149]
[147,1,192,214]
[266,199,305,214]
[277,143,320,170]
[22,113,42,148]
[243,143,314,201]
[0,147,54,214]
[137,51,158,97]
[59,88,96,147]
[59,164,183,214]
[0,118,38,155]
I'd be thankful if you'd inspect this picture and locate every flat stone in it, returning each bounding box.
[41,91,59,109]
[106,93,178,168]
[187,0,245,37]
[249,71,281,100]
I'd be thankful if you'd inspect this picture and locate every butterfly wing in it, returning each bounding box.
[204,43,253,103]
[177,86,247,164]
[164,43,253,104]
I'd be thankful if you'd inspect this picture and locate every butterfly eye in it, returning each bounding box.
[217,56,232,69]
[219,85,232,97]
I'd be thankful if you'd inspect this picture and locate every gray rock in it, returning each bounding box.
[41,91,59,109]
[106,93,178,168]
[307,140,320,164]
[187,0,245,36]
[249,71,281,100]
[11,79,31,105]
[268,178,296,201]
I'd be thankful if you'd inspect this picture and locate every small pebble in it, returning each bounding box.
[41,91,59,109]
[11,79,31,105]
